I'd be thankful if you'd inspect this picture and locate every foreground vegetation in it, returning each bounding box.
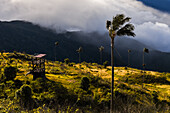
[0,52,170,112]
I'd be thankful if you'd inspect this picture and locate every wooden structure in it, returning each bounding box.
[31,54,46,80]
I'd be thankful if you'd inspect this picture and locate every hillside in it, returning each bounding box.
[0,20,110,63]
[1,20,170,72]
[0,52,169,112]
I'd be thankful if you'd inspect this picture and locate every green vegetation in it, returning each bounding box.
[0,52,169,112]
[80,77,90,91]
[3,66,17,81]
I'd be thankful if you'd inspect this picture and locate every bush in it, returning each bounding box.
[80,77,90,91]
[68,63,74,67]
[30,78,70,105]
[15,85,34,109]
[4,66,17,81]
[103,61,108,68]
[64,58,70,64]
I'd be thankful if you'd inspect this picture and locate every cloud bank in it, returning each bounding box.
[0,0,170,52]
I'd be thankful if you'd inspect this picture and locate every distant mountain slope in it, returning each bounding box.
[137,0,170,13]
[0,20,110,63]
[1,20,170,72]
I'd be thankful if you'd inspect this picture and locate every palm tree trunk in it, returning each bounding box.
[142,51,145,88]
[128,52,130,67]
[100,51,103,64]
[111,38,115,113]
[54,45,56,61]
[79,52,81,63]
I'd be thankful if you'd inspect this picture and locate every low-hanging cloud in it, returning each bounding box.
[135,22,170,52]
[0,0,170,52]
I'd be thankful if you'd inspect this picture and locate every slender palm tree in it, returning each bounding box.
[76,47,82,63]
[54,42,58,61]
[99,46,104,64]
[142,48,149,88]
[128,49,131,67]
[106,14,135,113]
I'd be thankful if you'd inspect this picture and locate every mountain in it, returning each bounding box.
[137,0,170,13]
[0,20,110,63]
[1,20,170,72]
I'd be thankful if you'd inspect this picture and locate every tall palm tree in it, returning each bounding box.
[54,42,58,61]
[142,48,149,88]
[76,47,82,63]
[128,49,131,67]
[106,14,135,113]
[99,46,104,64]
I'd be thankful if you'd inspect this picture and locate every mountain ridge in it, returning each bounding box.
[1,20,170,72]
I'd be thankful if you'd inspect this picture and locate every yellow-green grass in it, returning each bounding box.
[1,52,170,104]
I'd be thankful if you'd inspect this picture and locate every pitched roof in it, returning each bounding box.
[34,54,46,58]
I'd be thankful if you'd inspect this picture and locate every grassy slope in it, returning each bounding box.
[0,52,170,112]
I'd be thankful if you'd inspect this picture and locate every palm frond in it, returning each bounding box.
[112,14,131,31]
[106,20,111,30]
[117,23,136,37]
[99,46,104,52]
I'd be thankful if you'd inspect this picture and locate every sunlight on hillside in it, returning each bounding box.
[0,52,169,112]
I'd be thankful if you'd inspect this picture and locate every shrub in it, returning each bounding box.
[103,61,108,68]
[30,78,69,105]
[4,66,17,81]
[1,50,5,56]
[14,80,23,88]
[13,51,17,55]
[80,77,90,91]
[68,63,74,67]
[15,85,34,109]
[64,58,70,64]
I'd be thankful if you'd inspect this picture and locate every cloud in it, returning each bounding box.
[0,0,170,52]
[135,22,170,52]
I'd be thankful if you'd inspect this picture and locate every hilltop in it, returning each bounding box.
[0,52,169,112]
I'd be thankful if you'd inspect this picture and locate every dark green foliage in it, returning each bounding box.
[4,66,17,81]
[15,85,34,109]
[7,52,32,61]
[144,48,149,53]
[30,78,72,106]
[14,80,23,89]
[1,50,5,56]
[68,63,74,67]
[122,74,170,84]
[103,61,109,68]
[80,77,90,91]
[13,50,17,54]
[20,85,32,98]
[116,83,131,90]
[124,66,127,70]
[152,91,159,103]
[64,58,70,64]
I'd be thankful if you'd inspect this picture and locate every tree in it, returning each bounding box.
[4,65,17,81]
[54,42,59,61]
[99,46,104,64]
[76,47,83,63]
[106,14,135,113]
[142,48,149,88]
[128,49,131,67]
[103,61,108,68]
[80,77,90,91]
[64,58,70,64]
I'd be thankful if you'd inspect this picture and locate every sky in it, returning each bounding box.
[0,0,170,52]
